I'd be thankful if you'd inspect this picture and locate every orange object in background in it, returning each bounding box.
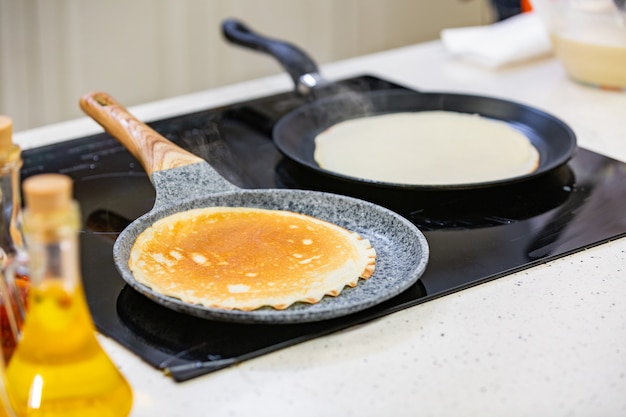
[522,0,533,12]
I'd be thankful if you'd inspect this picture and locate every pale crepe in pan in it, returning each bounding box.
[314,111,540,185]
[129,207,376,311]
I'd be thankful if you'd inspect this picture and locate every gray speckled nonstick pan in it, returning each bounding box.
[79,91,429,324]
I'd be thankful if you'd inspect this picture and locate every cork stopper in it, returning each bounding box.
[23,174,73,215]
[0,115,13,151]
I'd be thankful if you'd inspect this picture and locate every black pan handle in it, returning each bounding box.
[221,19,327,95]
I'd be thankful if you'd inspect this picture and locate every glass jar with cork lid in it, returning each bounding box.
[5,174,133,417]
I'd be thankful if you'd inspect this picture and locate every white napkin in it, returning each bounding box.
[440,12,553,68]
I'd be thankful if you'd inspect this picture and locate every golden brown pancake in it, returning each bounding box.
[129,207,376,311]
[314,111,540,185]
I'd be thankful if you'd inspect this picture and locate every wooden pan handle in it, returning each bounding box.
[79,91,205,177]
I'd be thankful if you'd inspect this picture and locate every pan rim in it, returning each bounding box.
[272,89,578,191]
[113,188,429,324]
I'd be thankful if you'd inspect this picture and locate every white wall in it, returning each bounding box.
[0,0,492,132]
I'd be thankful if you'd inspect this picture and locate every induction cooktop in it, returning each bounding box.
[21,76,626,381]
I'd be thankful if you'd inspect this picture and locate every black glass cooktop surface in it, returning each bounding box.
[21,76,626,381]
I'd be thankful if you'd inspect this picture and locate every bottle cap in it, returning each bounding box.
[0,115,13,151]
[23,174,73,215]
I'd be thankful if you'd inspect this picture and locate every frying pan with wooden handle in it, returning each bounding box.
[79,91,429,324]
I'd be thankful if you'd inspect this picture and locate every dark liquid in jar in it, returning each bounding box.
[1,274,29,362]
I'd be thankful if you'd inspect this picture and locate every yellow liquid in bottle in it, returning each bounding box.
[6,280,132,417]
[0,404,12,417]
[1,360,16,417]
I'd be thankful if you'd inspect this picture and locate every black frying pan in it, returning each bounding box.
[222,19,577,191]
[79,92,429,324]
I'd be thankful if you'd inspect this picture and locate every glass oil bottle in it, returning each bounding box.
[6,174,133,417]
[0,115,28,363]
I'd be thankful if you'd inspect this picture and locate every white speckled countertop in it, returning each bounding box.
[15,41,626,417]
